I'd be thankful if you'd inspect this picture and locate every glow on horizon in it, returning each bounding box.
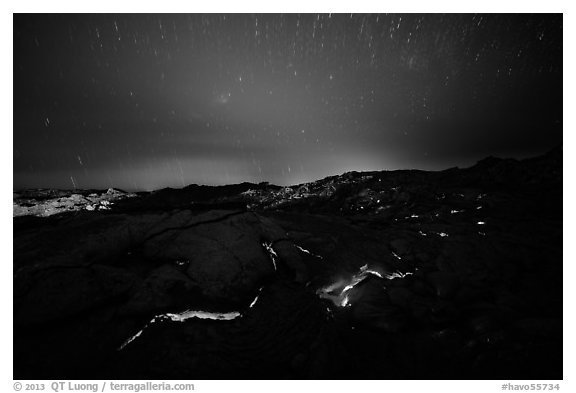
[14,149,498,192]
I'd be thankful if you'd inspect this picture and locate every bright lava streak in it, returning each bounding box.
[365,269,384,279]
[383,271,413,279]
[316,264,413,307]
[295,244,324,259]
[249,288,263,308]
[262,242,278,270]
[118,309,243,350]
[165,310,241,322]
[118,289,263,350]
[118,329,144,351]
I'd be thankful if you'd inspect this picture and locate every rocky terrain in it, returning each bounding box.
[13,187,137,217]
[13,147,562,379]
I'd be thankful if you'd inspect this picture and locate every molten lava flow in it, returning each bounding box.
[294,244,324,259]
[316,264,413,308]
[249,287,263,308]
[383,271,413,279]
[262,242,278,270]
[118,290,262,351]
[165,310,241,322]
[118,329,144,351]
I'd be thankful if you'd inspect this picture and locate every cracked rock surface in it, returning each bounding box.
[13,148,562,379]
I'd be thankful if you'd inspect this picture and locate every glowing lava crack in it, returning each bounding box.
[316,263,413,307]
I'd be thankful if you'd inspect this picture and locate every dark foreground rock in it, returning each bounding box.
[13,148,562,379]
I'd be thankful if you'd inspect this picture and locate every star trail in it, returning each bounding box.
[13,13,562,191]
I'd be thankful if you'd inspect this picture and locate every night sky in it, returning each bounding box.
[13,14,562,191]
